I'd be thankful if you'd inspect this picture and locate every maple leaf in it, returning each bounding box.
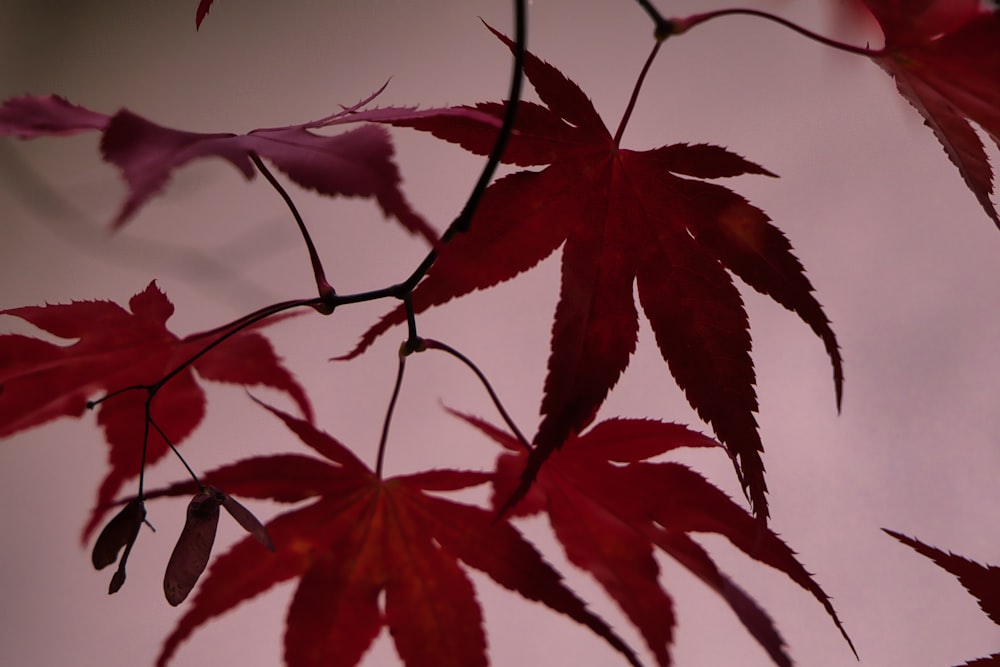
[0,92,486,240]
[144,400,642,667]
[860,0,1000,226]
[454,410,856,667]
[344,25,842,519]
[885,529,1000,666]
[0,281,311,539]
[195,0,215,29]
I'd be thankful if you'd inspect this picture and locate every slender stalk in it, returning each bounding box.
[151,297,320,393]
[613,38,664,147]
[87,297,319,410]
[249,152,336,306]
[403,295,419,352]
[375,354,407,478]
[149,417,202,486]
[138,403,152,497]
[396,0,527,295]
[422,338,532,452]
[674,8,886,57]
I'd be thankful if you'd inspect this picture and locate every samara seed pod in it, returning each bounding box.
[163,490,222,606]
[91,498,146,594]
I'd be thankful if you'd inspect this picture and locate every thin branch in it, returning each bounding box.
[375,353,408,478]
[421,338,532,451]
[396,0,528,296]
[149,417,202,486]
[673,8,886,57]
[403,294,420,352]
[138,402,152,497]
[249,152,336,307]
[150,297,320,393]
[614,37,664,147]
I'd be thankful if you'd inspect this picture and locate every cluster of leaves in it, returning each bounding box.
[1,1,999,666]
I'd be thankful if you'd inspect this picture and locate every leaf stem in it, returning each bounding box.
[249,152,337,309]
[375,352,407,478]
[613,37,664,147]
[138,402,151,497]
[422,338,532,452]
[87,296,320,411]
[673,8,886,57]
[150,297,320,394]
[403,294,419,352]
[149,417,202,486]
[395,0,527,296]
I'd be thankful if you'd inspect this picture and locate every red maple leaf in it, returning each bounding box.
[195,0,215,29]
[344,25,842,519]
[885,529,1000,666]
[454,410,856,666]
[0,92,494,240]
[143,400,641,667]
[860,0,1000,226]
[0,281,311,539]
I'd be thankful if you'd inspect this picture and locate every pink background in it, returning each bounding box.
[1,1,998,665]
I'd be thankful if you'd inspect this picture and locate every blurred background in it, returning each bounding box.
[1,1,998,665]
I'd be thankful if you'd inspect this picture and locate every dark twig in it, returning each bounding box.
[375,352,408,478]
[421,338,532,451]
[395,0,527,296]
[249,153,337,309]
[149,417,201,486]
[614,37,664,146]
[673,8,886,57]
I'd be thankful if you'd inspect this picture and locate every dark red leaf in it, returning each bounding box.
[195,0,214,29]
[885,529,1000,666]
[885,529,1000,626]
[861,0,1000,226]
[0,281,310,540]
[456,411,856,666]
[150,401,640,667]
[347,24,843,520]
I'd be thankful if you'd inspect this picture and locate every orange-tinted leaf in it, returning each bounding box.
[456,411,855,666]
[150,401,640,667]
[0,281,310,540]
[862,1,1000,226]
[348,24,843,519]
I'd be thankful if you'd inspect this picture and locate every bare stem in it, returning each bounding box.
[614,37,664,147]
[151,298,320,393]
[396,0,527,296]
[673,8,886,57]
[149,417,202,486]
[87,296,319,410]
[375,353,408,478]
[250,152,336,308]
[138,403,151,497]
[422,338,532,451]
